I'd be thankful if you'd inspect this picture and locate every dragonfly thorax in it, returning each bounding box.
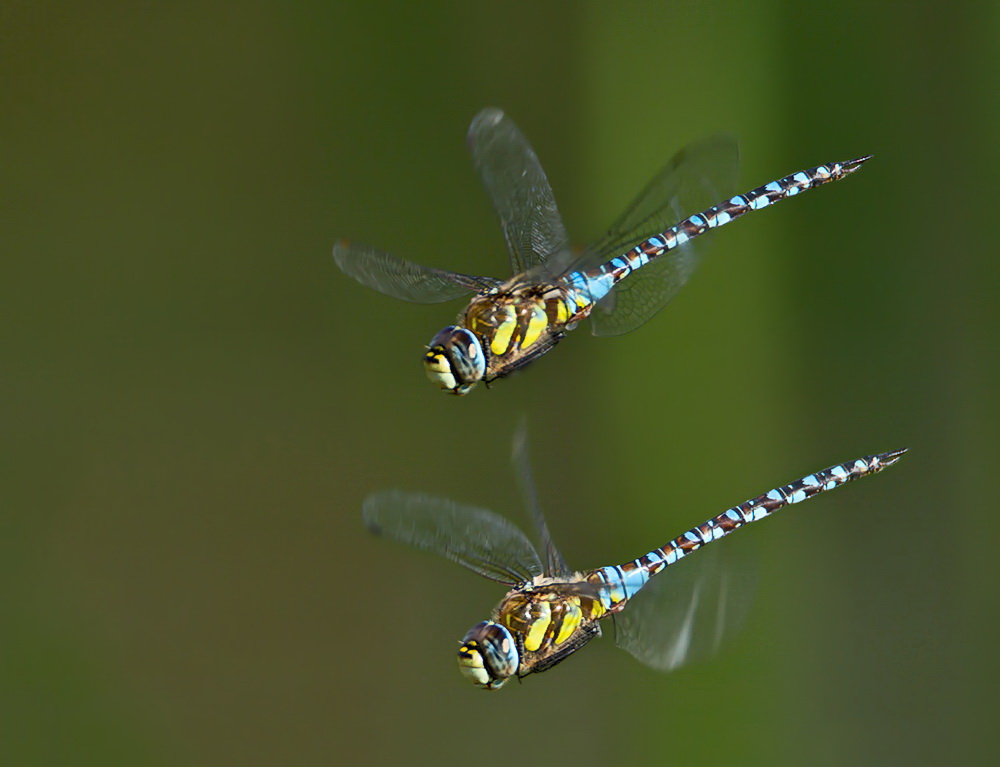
[438,282,590,394]
[457,620,518,690]
[423,326,486,395]
[460,584,606,688]
[422,281,592,395]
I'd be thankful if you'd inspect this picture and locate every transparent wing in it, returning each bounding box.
[333,240,500,303]
[579,134,740,336]
[511,418,571,578]
[468,108,572,276]
[363,490,543,585]
[615,544,757,672]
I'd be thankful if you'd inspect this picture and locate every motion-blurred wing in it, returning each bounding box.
[334,240,499,303]
[582,134,739,336]
[363,490,543,585]
[468,108,571,276]
[511,418,571,578]
[615,545,757,672]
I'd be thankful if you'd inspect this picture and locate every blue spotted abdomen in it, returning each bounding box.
[587,449,901,614]
[571,156,872,304]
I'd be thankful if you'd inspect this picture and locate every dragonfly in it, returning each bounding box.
[335,108,871,395]
[363,429,906,690]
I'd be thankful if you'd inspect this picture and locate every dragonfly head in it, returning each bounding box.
[423,326,486,395]
[457,620,518,690]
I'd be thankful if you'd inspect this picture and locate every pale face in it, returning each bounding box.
[423,326,486,395]
[456,620,518,690]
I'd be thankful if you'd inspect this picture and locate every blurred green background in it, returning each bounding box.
[4,1,998,765]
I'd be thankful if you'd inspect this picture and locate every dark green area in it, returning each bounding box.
[3,2,997,765]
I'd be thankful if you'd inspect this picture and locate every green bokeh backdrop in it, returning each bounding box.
[4,2,998,765]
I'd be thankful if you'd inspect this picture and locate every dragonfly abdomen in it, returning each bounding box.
[576,156,873,304]
[588,562,658,613]
[589,449,905,615]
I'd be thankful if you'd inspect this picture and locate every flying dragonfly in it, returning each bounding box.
[335,108,870,394]
[363,429,906,689]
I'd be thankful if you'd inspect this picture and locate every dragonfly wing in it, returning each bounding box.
[588,247,703,337]
[511,418,571,578]
[468,108,572,276]
[333,240,499,303]
[363,490,544,585]
[615,544,757,672]
[581,134,740,336]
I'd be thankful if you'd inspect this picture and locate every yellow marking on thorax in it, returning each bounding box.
[498,591,610,655]
[500,594,556,653]
[590,600,607,620]
[489,305,517,356]
[553,601,583,645]
[524,615,550,652]
[552,297,570,325]
[519,303,549,350]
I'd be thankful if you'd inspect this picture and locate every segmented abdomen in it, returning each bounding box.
[588,449,904,612]
[571,156,872,303]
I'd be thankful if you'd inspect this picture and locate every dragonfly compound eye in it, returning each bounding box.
[457,620,518,690]
[423,326,486,395]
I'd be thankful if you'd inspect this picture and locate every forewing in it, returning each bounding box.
[582,134,740,336]
[615,544,757,672]
[467,108,571,276]
[363,490,543,585]
[511,418,571,578]
[333,241,499,303]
